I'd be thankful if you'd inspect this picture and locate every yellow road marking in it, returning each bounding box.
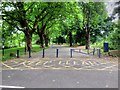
[82,61,85,65]
[35,61,41,65]
[59,61,62,64]
[73,61,76,65]
[2,62,14,69]
[87,61,94,66]
[65,66,70,68]
[43,61,49,65]
[99,64,118,70]
[52,67,61,70]
[22,62,35,69]
[27,61,36,65]
[66,61,69,65]
[84,62,90,65]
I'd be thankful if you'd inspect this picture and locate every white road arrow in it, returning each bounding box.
[0,85,25,88]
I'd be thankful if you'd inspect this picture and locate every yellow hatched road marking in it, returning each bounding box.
[27,61,36,65]
[82,61,85,65]
[66,61,69,65]
[59,61,62,64]
[88,61,94,66]
[22,62,35,69]
[43,61,49,65]
[73,61,76,65]
[2,62,14,69]
[35,61,41,65]
[65,66,70,68]
[84,62,90,65]
[99,64,118,70]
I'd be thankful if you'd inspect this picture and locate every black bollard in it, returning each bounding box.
[17,50,19,58]
[70,49,73,58]
[42,49,45,58]
[56,49,59,58]
[93,48,95,55]
[29,50,31,58]
[98,49,101,58]
[2,47,4,56]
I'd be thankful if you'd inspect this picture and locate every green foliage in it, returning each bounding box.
[2,2,119,58]
[91,21,120,50]
[106,24,120,50]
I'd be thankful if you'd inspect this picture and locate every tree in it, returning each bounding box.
[2,2,50,51]
[81,2,107,49]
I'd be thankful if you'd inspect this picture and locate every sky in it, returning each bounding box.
[105,1,119,21]
[105,2,115,16]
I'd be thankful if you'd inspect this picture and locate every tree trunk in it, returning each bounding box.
[85,9,90,49]
[44,34,49,47]
[85,29,90,49]
[24,31,32,52]
[39,32,44,48]
[19,42,21,47]
[69,31,72,47]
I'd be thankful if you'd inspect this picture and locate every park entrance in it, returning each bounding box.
[36,45,101,59]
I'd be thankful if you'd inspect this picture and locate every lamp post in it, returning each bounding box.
[2,34,4,56]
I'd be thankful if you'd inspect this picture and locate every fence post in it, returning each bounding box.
[70,49,73,58]
[17,50,19,58]
[56,49,59,58]
[42,49,45,58]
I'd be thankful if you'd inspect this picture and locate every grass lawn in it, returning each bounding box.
[1,45,45,61]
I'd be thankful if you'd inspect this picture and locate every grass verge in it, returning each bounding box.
[0,45,47,61]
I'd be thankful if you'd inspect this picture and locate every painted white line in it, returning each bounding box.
[0,85,25,88]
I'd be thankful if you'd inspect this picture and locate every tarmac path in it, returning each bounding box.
[1,45,118,88]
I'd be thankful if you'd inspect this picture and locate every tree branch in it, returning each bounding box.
[25,2,35,12]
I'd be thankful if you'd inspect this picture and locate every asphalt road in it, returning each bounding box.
[2,69,118,88]
[1,45,119,89]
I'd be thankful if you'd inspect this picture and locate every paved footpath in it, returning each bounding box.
[0,45,119,88]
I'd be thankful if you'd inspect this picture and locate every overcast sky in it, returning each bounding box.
[105,2,115,16]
